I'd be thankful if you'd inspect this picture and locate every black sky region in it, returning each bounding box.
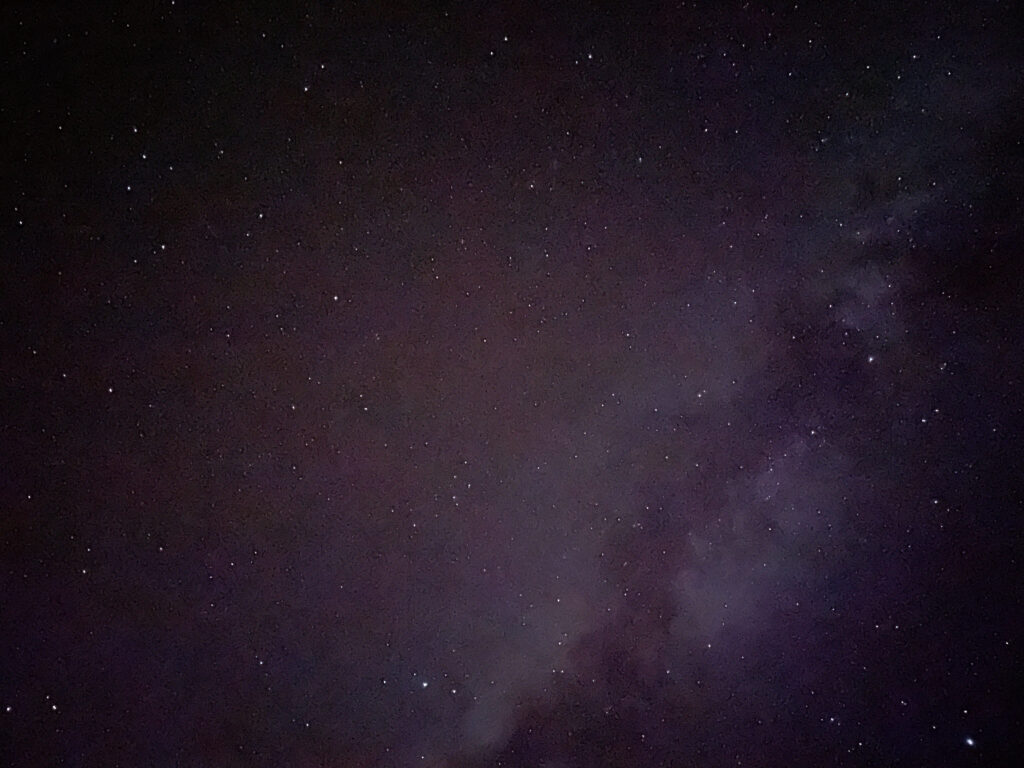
[2,1,1023,766]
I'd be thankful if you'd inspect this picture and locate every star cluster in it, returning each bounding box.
[2,2,1021,766]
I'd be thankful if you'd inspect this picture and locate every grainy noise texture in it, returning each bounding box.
[1,1,1021,766]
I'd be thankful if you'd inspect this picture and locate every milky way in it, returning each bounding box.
[2,2,1022,766]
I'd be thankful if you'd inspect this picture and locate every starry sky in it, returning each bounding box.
[2,1,1022,766]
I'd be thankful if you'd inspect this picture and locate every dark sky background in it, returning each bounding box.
[2,1,1022,766]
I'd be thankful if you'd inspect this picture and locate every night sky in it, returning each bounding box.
[2,1,1023,766]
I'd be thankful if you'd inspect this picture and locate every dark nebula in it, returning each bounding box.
[2,1,1022,766]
